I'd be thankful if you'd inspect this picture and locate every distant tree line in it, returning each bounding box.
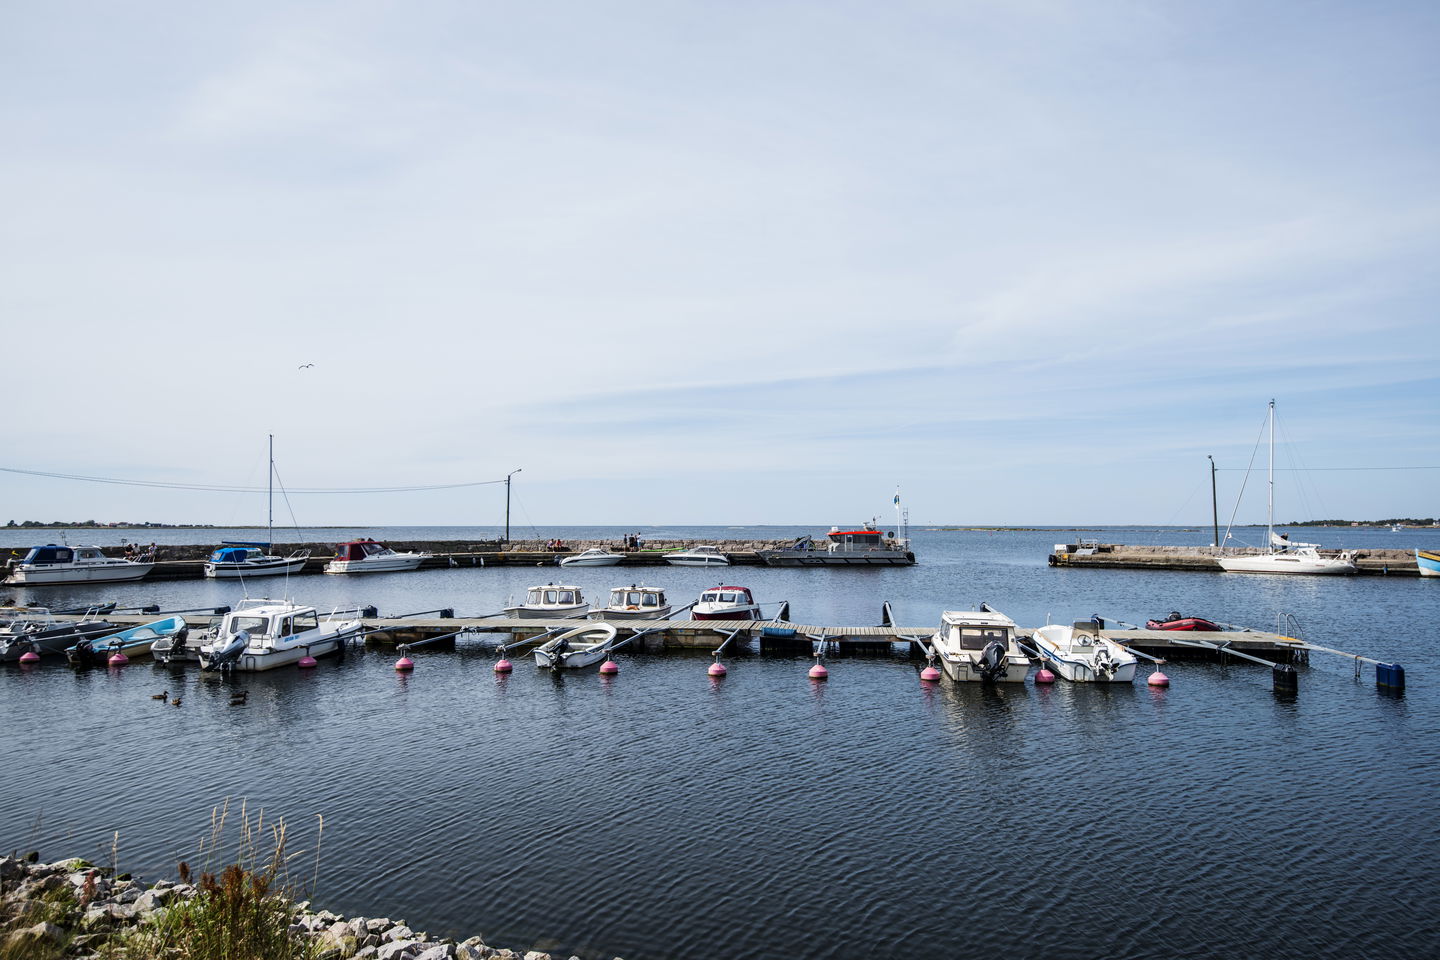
[4,520,216,528]
[1291,518,1437,526]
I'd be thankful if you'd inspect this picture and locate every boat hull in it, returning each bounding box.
[693,606,762,621]
[557,556,624,567]
[935,650,1030,682]
[504,605,589,619]
[0,621,117,662]
[757,550,915,567]
[1417,550,1440,578]
[1145,618,1220,631]
[200,627,359,672]
[1217,555,1356,575]
[4,562,153,585]
[590,607,673,620]
[664,552,729,567]
[324,555,426,574]
[205,557,310,579]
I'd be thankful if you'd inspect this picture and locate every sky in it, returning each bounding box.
[2,1,1438,528]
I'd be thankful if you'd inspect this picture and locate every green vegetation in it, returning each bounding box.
[1291,517,1436,527]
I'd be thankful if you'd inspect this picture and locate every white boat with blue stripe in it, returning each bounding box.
[1030,621,1138,683]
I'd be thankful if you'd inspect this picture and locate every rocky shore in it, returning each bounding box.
[1,854,618,960]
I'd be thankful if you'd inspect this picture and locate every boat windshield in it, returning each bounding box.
[527,589,542,604]
[953,625,1009,651]
[230,616,270,637]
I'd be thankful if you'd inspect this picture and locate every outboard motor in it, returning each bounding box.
[70,637,95,667]
[977,638,1009,682]
[205,629,250,671]
[1093,644,1116,680]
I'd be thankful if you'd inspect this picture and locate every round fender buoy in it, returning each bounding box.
[599,660,620,675]
[808,663,828,680]
[1034,668,1056,684]
[298,656,318,668]
[18,651,40,665]
[708,661,727,677]
[1148,670,1170,687]
[920,664,941,682]
[108,652,129,666]
[494,658,513,673]
[395,656,415,672]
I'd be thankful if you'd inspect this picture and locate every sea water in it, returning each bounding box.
[3,525,1438,959]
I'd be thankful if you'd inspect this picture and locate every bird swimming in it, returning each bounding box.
[150,690,168,701]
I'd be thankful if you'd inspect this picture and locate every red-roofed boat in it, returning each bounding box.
[692,586,762,620]
[324,539,429,574]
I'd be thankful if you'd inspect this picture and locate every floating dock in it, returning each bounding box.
[1049,542,1428,576]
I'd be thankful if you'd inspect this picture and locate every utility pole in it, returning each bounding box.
[505,469,522,543]
[1207,455,1219,548]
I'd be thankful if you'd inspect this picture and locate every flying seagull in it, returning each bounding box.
[298,363,314,369]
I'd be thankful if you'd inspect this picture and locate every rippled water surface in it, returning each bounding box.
[4,526,1438,959]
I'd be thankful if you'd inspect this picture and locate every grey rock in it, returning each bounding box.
[13,920,65,946]
[523,952,552,960]
[386,925,415,942]
[134,888,170,912]
[0,857,22,881]
[367,917,393,934]
[414,944,456,960]
[81,906,113,930]
[106,902,139,922]
[378,941,420,960]
[317,908,342,923]
[114,884,142,904]
[355,948,380,960]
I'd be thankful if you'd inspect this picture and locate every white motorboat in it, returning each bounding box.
[1029,622,1138,683]
[1216,402,1357,576]
[591,584,672,620]
[533,623,618,669]
[558,548,625,567]
[504,584,589,619]
[204,545,311,579]
[1418,550,1440,578]
[692,585,762,621]
[3,544,153,585]
[928,605,1029,682]
[663,545,730,567]
[324,539,429,574]
[197,599,362,672]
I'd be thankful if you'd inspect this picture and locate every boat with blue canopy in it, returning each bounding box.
[204,543,310,579]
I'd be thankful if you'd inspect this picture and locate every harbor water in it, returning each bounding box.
[3,525,1438,959]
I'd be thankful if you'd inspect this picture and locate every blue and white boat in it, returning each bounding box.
[204,544,310,579]
[1418,550,1440,579]
[1029,621,1138,683]
[66,616,188,667]
[198,599,362,672]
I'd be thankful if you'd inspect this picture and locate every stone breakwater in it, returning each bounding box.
[1,854,620,960]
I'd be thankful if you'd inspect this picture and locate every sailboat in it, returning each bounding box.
[1216,401,1357,575]
[204,435,312,579]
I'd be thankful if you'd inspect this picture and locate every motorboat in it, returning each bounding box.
[591,584,672,620]
[1216,402,1356,575]
[66,616,188,667]
[0,610,118,662]
[533,623,618,669]
[153,613,227,663]
[324,539,428,574]
[558,548,625,567]
[3,544,154,585]
[1415,550,1439,578]
[757,521,915,566]
[197,599,362,672]
[663,545,730,567]
[1145,612,1222,631]
[204,544,311,579]
[927,605,1029,683]
[504,584,589,619]
[692,585,762,621]
[1029,621,1139,683]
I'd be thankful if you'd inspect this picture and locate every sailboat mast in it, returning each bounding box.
[268,433,274,546]
[1266,399,1274,545]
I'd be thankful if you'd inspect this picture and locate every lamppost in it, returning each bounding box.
[505,469,522,543]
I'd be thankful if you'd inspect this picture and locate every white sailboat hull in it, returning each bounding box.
[205,557,310,579]
[324,554,426,574]
[1217,554,1356,575]
[5,562,153,585]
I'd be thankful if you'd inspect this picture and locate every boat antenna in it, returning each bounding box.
[1207,455,1219,549]
[268,433,274,548]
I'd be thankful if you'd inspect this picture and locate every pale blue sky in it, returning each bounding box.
[2,1,1437,526]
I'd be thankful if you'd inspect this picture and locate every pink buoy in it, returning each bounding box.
[494,658,513,673]
[1148,670,1170,687]
[708,661,727,677]
[395,656,415,672]
[297,656,318,668]
[1034,668,1056,684]
[107,652,129,666]
[808,663,828,680]
[599,660,619,675]
[18,651,40,665]
[920,664,941,682]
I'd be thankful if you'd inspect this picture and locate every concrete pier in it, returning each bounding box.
[1048,542,1426,576]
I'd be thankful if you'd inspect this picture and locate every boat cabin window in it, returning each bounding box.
[701,592,717,602]
[644,592,660,605]
[363,542,384,556]
[77,549,103,560]
[25,547,73,564]
[527,589,542,604]
[280,612,319,636]
[231,616,270,637]
[557,590,576,603]
[953,625,1010,651]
